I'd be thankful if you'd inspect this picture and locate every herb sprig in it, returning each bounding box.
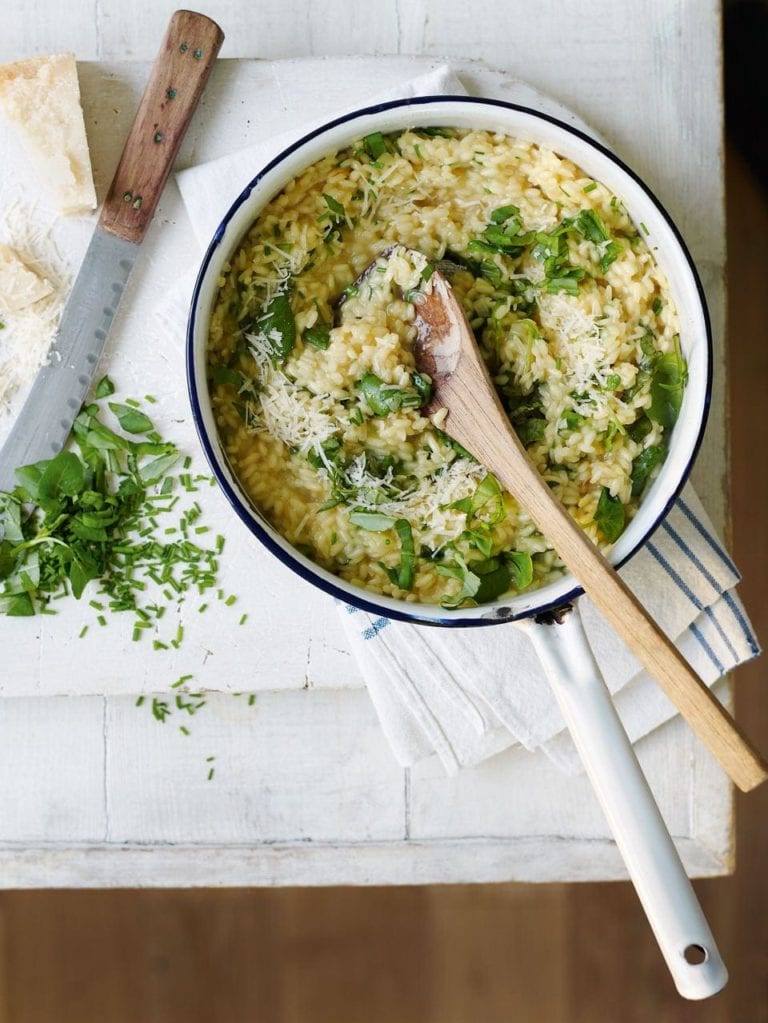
[0,383,232,642]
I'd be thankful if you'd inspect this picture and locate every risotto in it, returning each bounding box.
[206,127,687,607]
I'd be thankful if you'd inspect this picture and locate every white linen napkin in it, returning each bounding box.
[173,65,760,774]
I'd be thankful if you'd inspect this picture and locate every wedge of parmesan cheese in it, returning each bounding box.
[0,242,53,313]
[0,53,97,216]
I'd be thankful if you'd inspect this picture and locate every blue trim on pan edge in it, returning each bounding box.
[186,94,713,630]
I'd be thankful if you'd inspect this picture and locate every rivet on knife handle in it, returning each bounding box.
[99,10,225,245]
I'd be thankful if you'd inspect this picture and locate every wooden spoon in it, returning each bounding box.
[411,262,767,793]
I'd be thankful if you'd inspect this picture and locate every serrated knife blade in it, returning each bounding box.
[0,10,224,492]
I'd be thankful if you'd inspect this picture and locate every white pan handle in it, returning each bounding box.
[519,605,728,1000]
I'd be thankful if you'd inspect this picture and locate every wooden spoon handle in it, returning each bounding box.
[99,10,224,244]
[449,380,768,793]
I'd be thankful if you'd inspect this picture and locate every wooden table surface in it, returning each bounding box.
[0,0,735,888]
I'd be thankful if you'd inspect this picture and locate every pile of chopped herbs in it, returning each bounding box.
[0,377,235,640]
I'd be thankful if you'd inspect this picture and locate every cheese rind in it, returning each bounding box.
[0,53,97,216]
[0,242,54,313]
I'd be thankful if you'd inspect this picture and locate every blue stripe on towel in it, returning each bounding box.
[660,520,740,661]
[667,506,758,656]
[362,616,391,640]
[662,519,723,595]
[645,540,719,671]
[721,591,761,656]
[704,606,740,663]
[689,621,725,674]
[675,497,740,577]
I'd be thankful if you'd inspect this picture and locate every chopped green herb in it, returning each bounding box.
[582,181,598,193]
[647,335,687,430]
[108,403,154,435]
[303,318,332,350]
[95,375,115,398]
[652,297,663,315]
[356,372,426,416]
[631,444,666,496]
[594,487,625,543]
[253,289,296,362]
[363,132,387,161]
[349,511,396,532]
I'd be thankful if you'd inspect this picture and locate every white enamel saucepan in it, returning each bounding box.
[188,97,727,998]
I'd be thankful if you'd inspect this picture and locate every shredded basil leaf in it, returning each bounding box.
[647,335,687,431]
[304,319,332,350]
[631,444,666,496]
[108,403,155,436]
[363,132,387,161]
[356,372,425,416]
[255,290,296,362]
[95,375,115,399]
[594,487,625,542]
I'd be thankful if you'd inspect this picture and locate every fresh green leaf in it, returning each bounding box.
[599,240,622,273]
[0,539,16,579]
[648,335,687,430]
[594,487,625,542]
[516,417,546,446]
[411,372,433,405]
[437,558,481,609]
[13,461,47,500]
[393,518,416,590]
[471,557,511,603]
[560,409,585,432]
[575,208,609,244]
[108,403,154,435]
[356,372,424,416]
[322,193,346,218]
[95,375,115,398]
[38,451,85,501]
[415,126,453,138]
[349,511,397,532]
[255,290,296,362]
[304,319,332,350]
[490,204,520,224]
[504,550,533,590]
[631,444,666,496]
[363,132,387,160]
[1,592,35,616]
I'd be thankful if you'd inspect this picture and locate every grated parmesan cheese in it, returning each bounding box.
[246,367,338,455]
[0,202,69,413]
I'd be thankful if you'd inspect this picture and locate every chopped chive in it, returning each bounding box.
[239,613,248,626]
[78,625,88,638]
[136,695,145,707]
[583,181,598,193]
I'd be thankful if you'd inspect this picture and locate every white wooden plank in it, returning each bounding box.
[105,689,406,843]
[0,836,726,890]
[0,696,106,842]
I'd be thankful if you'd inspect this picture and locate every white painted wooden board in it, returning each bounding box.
[0,0,733,887]
[0,55,727,697]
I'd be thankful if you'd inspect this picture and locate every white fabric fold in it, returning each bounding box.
[171,64,760,775]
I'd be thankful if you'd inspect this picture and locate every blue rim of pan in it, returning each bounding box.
[186,95,713,629]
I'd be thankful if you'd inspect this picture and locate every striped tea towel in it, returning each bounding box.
[173,64,760,774]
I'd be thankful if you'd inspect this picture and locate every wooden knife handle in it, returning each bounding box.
[98,10,224,244]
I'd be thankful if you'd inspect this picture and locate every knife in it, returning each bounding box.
[0,10,224,491]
